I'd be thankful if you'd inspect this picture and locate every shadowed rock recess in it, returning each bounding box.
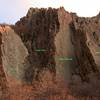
[0,7,100,100]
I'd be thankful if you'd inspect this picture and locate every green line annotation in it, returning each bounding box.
[35,49,47,52]
[96,52,100,54]
[58,58,73,61]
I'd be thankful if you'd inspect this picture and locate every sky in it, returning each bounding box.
[0,0,100,24]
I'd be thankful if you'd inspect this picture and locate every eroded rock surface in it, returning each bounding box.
[0,25,10,100]
[14,8,60,83]
[1,25,28,82]
[0,7,100,100]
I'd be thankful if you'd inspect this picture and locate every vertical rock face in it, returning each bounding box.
[14,7,99,83]
[71,14,100,69]
[70,16,99,82]
[0,7,100,99]
[1,25,28,82]
[68,14,100,96]
[14,8,60,83]
[55,7,75,82]
[13,7,100,97]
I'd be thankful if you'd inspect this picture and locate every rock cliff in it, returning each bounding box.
[0,7,100,100]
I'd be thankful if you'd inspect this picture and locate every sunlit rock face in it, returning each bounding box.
[0,7,100,100]
[1,26,28,81]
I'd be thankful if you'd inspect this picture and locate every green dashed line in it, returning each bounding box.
[35,49,73,61]
[96,52,100,54]
[58,58,73,61]
[35,49,47,52]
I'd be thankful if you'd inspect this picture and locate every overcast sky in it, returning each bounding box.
[0,0,100,24]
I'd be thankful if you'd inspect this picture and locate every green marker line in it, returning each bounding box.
[96,52,100,54]
[58,58,73,61]
[35,49,47,52]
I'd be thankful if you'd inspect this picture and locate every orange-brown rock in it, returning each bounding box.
[0,7,100,100]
